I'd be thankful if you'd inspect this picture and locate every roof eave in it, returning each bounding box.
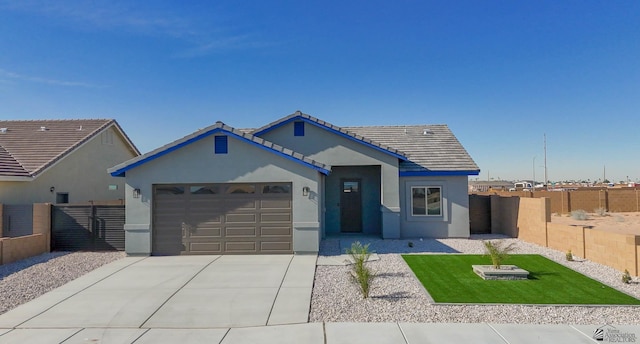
[399,170,481,177]
[0,175,34,182]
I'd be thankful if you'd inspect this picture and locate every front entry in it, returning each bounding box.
[340,179,362,232]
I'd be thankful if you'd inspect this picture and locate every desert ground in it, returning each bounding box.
[551,211,640,235]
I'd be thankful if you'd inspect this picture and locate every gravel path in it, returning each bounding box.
[310,235,640,325]
[0,251,125,315]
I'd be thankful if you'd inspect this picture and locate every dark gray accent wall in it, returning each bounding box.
[325,166,381,236]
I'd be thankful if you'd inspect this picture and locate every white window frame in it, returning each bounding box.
[411,186,442,217]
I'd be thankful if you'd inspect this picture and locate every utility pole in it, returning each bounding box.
[544,134,548,190]
[533,156,536,185]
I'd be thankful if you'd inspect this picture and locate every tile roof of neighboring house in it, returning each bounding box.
[344,125,479,173]
[253,111,408,160]
[109,121,330,177]
[0,119,139,179]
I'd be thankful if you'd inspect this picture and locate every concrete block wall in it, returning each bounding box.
[514,197,549,247]
[489,195,519,237]
[608,189,640,212]
[0,234,47,265]
[0,203,51,265]
[569,190,607,213]
[546,223,585,258]
[584,230,639,276]
[32,203,51,252]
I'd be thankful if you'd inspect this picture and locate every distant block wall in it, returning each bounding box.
[475,188,640,214]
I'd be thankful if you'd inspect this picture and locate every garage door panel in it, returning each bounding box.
[261,213,291,223]
[260,199,291,209]
[189,226,222,238]
[225,214,257,223]
[261,241,292,252]
[224,200,257,210]
[225,241,257,253]
[225,227,257,237]
[260,226,292,236]
[189,242,222,254]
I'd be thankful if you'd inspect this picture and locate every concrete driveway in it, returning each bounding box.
[0,254,316,337]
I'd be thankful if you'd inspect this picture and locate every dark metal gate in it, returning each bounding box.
[51,205,125,251]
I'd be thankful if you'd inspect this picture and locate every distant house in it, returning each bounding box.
[468,180,514,193]
[0,119,140,205]
[109,111,480,256]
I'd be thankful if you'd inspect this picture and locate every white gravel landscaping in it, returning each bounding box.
[0,251,125,315]
[310,235,640,325]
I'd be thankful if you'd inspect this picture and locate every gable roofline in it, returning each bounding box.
[0,119,141,180]
[29,120,140,179]
[108,121,330,177]
[252,111,409,161]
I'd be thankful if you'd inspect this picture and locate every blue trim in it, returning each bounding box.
[400,170,480,177]
[254,115,408,161]
[110,127,330,177]
[214,135,228,154]
[294,121,305,136]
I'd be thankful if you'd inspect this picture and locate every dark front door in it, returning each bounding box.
[340,179,362,232]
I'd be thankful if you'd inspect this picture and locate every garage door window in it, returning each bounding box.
[156,186,184,195]
[226,184,256,194]
[190,185,220,194]
[262,184,291,194]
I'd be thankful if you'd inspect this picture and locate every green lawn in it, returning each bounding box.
[402,254,640,305]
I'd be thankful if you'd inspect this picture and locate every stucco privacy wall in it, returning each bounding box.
[122,133,323,255]
[258,121,401,238]
[0,127,135,204]
[399,175,470,238]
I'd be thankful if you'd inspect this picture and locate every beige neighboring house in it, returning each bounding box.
[0,119,140,205]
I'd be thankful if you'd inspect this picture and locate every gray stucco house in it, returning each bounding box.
[109,111,479,256]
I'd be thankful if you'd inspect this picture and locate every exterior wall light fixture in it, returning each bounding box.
[302,186,310,196]
[133,188,141,198]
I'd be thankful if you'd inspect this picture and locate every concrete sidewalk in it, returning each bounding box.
[2,322,637,343]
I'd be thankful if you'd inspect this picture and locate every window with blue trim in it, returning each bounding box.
[294,121,305,136]
[214,136,228,154]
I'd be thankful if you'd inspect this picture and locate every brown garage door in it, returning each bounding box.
[152,182,292,255]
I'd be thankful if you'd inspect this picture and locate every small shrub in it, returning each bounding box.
[566,250,574,261]
[346,241,375,298]
[622,269,632,284]
[571,210,588,221]
[594,207,608,216]
[482,240,516,269]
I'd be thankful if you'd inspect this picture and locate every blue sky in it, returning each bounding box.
[1,1,638,183]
